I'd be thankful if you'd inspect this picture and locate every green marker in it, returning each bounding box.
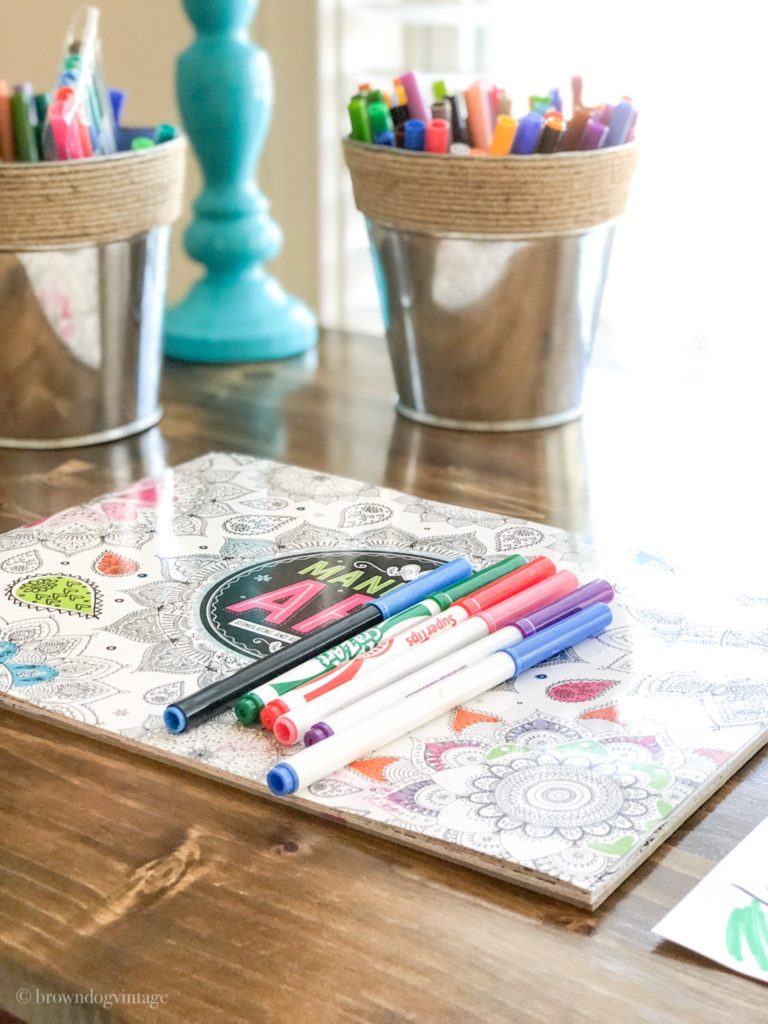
[131,137,155,151]
[365,88,385,106]
[154,122,178,144]
[10,86,39,162]
[347,95,371,143]
[368,101,394,138]
[235,554,531,726]
[433,79,449,101]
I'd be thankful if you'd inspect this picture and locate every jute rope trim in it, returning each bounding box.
[0,136,187,250]
[343,138,638,236]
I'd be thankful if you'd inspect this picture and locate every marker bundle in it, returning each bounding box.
[347,72,637,156]
[164,552,615,797]
[0,4,178,164]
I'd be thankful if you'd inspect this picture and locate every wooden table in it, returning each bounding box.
[0,331,765,1023]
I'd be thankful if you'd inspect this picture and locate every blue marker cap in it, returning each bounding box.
[511,112,544,154]
[605,100,634,146]
[268,763,300,796]
[163,705,187,734]
[371,557,472,618]
[404,119,426,151]
[505,603,613,674]
[373,130,395,146]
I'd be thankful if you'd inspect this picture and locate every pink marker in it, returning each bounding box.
[425,118,451,153]
[272,570,580,745]
[260,556,557,730]
[400,70,429,123]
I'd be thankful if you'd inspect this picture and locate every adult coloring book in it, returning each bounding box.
[1,453,767,909]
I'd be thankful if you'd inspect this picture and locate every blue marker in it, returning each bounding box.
[373,130,395,146]
[605,100,634,146]
[404,118,426,151]
[267,603,613,796]
[511,112,544,154]
[109,88,126,127]
[163,557,474,733]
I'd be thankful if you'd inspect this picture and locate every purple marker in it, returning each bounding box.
[605,100,635,146]
[579,117,609,150]
[400,70,429,123]
[511,111,544,154]
[600,104,615,125]
[303,580,614,746]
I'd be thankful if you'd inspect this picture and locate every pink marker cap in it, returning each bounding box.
[477,571,579,631]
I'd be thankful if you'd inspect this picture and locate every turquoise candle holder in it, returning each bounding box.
[165,0,318,363]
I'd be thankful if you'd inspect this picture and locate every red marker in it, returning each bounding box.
[271,569,580,745]
[260,555,557,730]
[425,118,451,153]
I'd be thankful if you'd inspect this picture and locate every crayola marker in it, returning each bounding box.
[303,581,614,745]
[267,604,613,796]
[163,558,472,733]
[271,570,579,745]
[257,556,557,730]
[234,555,534,725]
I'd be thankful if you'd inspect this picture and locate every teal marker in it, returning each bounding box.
[34,93,50,155]
[154,122,178,144]
[234,555,529,725]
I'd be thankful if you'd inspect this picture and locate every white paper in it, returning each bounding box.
[654,818,768,983]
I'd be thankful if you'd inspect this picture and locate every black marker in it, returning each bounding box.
[162,557,472,733]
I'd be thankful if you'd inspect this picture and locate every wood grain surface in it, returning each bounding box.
[0,331,766,1023]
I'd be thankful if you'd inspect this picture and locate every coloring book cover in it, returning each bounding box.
[1,453,767,908]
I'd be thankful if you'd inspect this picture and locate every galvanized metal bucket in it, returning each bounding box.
[367,221,615,430]
[0,138,186,448]
[344,140,637,432]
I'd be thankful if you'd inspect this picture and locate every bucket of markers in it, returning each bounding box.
[343,77,639,431]
[0,5,186,448]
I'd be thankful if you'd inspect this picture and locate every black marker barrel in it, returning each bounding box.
[163,557,472,733]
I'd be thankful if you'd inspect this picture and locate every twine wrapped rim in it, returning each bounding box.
[343,137,638,237]
[0,135,188,251]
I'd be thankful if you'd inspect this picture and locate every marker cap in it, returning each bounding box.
[273,716,299,745]
[511,111,544,154]
[260,698,289,730]
[404,118,426,151]
[304,722,333,746]
[370,557,472,618]
[426,118,451,153]
[477,570,578,631]
[457,555,555,615]
[507,604,612,674]
[267,763,300,796]
[511,580,614,638]
[234,692,265,725]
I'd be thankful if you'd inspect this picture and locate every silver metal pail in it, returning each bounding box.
[0,136,186,449]
[0,228,169,448]
[367,220,616,432]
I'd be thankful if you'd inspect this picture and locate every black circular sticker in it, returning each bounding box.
[200,549,445,659]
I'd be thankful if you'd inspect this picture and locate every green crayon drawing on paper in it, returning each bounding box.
[726,899,768,973]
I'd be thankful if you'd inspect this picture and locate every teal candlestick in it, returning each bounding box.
[165,0,318,362]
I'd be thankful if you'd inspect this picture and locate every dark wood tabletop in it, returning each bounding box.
[0,331,766,1024]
